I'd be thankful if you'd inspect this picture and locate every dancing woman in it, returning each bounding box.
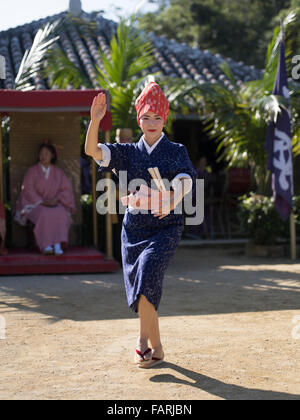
[85,83,197,368]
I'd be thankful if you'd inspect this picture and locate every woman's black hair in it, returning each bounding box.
[38,142,57,164]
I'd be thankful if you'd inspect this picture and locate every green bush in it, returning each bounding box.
[238,193,292,245]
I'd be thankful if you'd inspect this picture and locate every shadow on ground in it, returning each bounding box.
[149,362,300,400]
[0,248,299,322]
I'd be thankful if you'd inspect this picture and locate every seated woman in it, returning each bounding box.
[15,141,76,256]
[0,200,8,255]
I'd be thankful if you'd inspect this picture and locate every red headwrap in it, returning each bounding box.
[135,82,169,127]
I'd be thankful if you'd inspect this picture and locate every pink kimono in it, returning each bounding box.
[15,163,76,251]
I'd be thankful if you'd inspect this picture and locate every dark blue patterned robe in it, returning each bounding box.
[97,134,197,313]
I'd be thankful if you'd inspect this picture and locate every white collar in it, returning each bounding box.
[142,133,164,155]
[40,163,51,179]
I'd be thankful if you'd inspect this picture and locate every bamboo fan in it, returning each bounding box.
[148,167,166,192]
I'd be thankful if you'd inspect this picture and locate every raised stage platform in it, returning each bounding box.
[0,247,121,276]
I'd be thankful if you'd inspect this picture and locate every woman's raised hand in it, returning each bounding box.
[91,92,107,122]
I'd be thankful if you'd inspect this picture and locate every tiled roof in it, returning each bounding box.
[0,11,263,91]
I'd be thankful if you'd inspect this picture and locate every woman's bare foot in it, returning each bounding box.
[151,344,164,361]
[138,345,165,369]
[134,337,152,364]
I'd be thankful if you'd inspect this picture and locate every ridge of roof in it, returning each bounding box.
[0,11,67,37]
[0,10,263,91]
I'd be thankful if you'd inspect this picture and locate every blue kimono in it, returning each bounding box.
[96,134,197,313]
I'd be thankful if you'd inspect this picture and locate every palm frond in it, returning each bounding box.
[15,20,61,90]
[218,61,238,90]
[92,18,157,129]
[96,18,154,89]
[251,94,291,123]
[111,84,137,128]
[44,46,91,89]
[292,128,300,156]
[264,11,297,87]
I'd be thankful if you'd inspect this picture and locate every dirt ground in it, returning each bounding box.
[0,246,300,400]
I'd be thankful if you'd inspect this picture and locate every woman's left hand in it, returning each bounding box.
[153,190,176,220]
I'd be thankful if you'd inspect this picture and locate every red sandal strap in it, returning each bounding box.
[143,348,151,356]
[136,348,152,359]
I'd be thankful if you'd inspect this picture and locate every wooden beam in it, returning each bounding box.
[91,158,98,247]
[92,131,113,259]
[290,211,297,260]
[104,131,113,260]
[0,55,5,80]
[91,131,113,260]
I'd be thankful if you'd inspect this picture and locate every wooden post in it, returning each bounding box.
[0,115,3,204]
[290,211,297,260]
[0,55,5,80]
[105,130,113,259]
[91,158,98,247]
[290,152,297,261]
[91,130,113,259]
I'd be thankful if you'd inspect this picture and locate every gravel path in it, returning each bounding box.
[0,248,300,400]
